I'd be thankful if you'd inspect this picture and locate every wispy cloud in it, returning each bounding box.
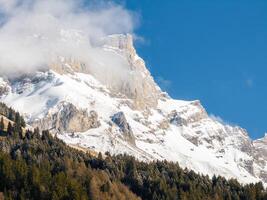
[209,114,236,126]
[156,76,172,91]
[0,0,137,75]
[245,78,253,88]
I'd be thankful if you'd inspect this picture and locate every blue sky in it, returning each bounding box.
[120,0,267,139]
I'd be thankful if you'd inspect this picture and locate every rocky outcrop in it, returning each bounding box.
[14,78,33,94]
[185,101,208,123]
[32,102,100,133]
[254,135,267,179]
[49,57,87,75]
[102,34,161,109]
[168,110,188,126]
[158,120,170,130]
[0,78,11,97]
[111,112,135,145]
[49,33,161,110]
[254,134,267,157]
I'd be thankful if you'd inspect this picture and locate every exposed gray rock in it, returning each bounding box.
[240,159,254,176]
[50,34,161,110]
[101,34,162,109]
[254,135,267,150]
[32,102,100,133]
[0,86,9,97]
[259,171,267,183]
[187,101,208,123]
[158,120,170,130]
[0,78,11,97]
[168,110,187,126]
[111,112,135,145]
[253,135,267,181]
[14,78,32,94]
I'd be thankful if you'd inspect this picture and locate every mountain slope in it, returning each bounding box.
[0,103,266,200]
[0,32,266,185]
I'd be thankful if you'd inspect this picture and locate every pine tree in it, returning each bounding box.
[20,116,26,128]
[7,122,13,136]
[98,152,103,160]
[0,117,4,134]
[8,109,14,121]
[89,177,100,200]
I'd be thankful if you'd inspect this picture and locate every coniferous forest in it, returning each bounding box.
[0,103,266,200]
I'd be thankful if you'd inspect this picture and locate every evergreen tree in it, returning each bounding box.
[6,122,13,136]
[0,117,4,135]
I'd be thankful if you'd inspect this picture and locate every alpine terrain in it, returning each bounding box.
[0,31,266,186]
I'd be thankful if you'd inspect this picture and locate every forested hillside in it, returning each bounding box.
[0,103,266,200]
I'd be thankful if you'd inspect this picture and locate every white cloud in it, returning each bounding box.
[210,114,224,124]
[156,76,171,90]
[245,78,253,88]
[0,0,19,13]
[0,0,137,75]
[209,114,236,126]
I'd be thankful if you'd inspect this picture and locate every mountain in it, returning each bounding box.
[0,102,267,200]
[0,31,266,186]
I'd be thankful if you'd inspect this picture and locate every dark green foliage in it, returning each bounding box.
[0,102,266,200]
[0,118,140,200]
[0,103,25,128]
[6,122,13,137]
[0,117,4,136]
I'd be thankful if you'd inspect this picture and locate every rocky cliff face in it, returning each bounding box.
[48,33,160,110]
[101,34,161,109]
[0,78,11,97]
[111,112,135,145]
[254,135,267,161]
[0,32,267,186]
[253,136,267,182]
[32,102,100,133]
[49,58,87,75]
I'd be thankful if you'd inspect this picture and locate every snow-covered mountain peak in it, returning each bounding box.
[46,32,161,110]
[100,34,134,52]
[1,33,267,186]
